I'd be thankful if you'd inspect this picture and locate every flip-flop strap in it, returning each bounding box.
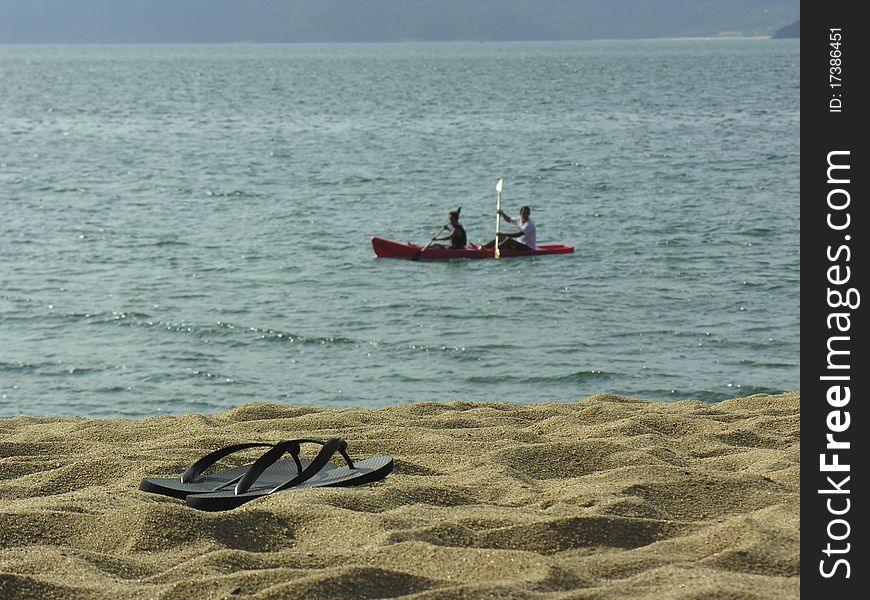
[234,439,338,495]
[181,442,278,483]
[269,438,356,494]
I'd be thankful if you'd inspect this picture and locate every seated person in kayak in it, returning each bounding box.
[481,205,536,251]
[429,209,467,249]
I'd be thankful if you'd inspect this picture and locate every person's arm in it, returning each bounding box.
[432,225,451,241]
[499,210,520,226]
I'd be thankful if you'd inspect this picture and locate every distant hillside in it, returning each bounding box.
[0,0,801,44]
[772,19,800,38]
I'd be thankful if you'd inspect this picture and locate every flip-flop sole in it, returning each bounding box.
[140,459,330,499]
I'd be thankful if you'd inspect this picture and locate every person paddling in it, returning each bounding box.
[482,205,536,251]
[429,208,467,250]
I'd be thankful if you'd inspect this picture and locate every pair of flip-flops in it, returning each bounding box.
[139,438,393,511]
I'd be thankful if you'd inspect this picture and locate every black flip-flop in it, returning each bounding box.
[139,440,335,499]
[186,438,394,512]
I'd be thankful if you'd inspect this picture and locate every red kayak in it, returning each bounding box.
[371,237,574,260]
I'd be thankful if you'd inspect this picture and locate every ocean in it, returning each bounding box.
[0,39,800,418]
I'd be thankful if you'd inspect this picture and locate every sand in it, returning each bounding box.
[0,392,799,599]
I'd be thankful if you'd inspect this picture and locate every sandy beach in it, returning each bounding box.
[0,392,799,599]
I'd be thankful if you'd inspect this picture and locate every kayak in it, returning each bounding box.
[371,237,574,261]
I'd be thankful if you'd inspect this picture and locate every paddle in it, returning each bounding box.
[494,178,503,259]
[411,225,447,261]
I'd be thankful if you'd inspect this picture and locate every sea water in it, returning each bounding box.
[0,39,800,418]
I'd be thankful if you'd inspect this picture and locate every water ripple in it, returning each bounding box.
[0,40,799,418]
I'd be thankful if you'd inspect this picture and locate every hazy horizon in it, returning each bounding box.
[0,0,800,44]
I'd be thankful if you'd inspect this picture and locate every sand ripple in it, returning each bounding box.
[0,392,799,599]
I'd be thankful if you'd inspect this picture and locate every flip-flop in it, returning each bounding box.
[139,440,336,499]
[186,438,394,512]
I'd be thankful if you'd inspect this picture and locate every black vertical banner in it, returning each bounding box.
[802,1,867,597]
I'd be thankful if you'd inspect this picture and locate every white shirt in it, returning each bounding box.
[508,216,536,249]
